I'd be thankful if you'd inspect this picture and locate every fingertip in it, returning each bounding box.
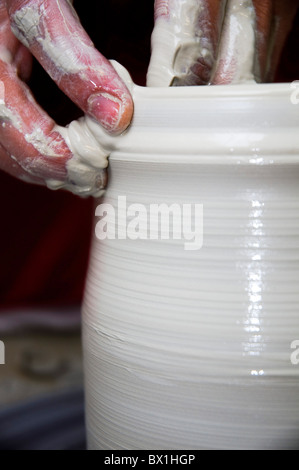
[88,91,134,135]
[116,94,134,135]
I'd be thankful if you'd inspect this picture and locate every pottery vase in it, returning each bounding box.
[83,82,299,449]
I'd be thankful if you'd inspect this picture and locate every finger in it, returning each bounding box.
[0,61,108,195]
[212,0,299,85]
[0,57,107,196]
[6,0,133,135]
[147,0,228,86]
[211,0,257,84]
[0,1,21,66]
[0,3,61,182]
[0,2,32,80]
[0,141,43,184]
[0,59,73,182]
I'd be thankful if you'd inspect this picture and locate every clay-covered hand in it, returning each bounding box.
[148,0,299,86]
[0,0,133,194]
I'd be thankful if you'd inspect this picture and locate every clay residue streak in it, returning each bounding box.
[147,0,216,86]
[148,0,258,86]
[212,0,257,84]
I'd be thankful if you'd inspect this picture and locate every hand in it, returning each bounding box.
[148,0,299,86]
[0,0,133,194]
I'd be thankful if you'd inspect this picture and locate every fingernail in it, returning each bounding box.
[88,93,122,134]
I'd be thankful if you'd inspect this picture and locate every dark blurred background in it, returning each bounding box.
[0,0,298,450]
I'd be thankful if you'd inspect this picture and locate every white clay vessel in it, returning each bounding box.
[82,80,299,450]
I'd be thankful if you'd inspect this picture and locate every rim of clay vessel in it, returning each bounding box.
[88,82,299,166]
